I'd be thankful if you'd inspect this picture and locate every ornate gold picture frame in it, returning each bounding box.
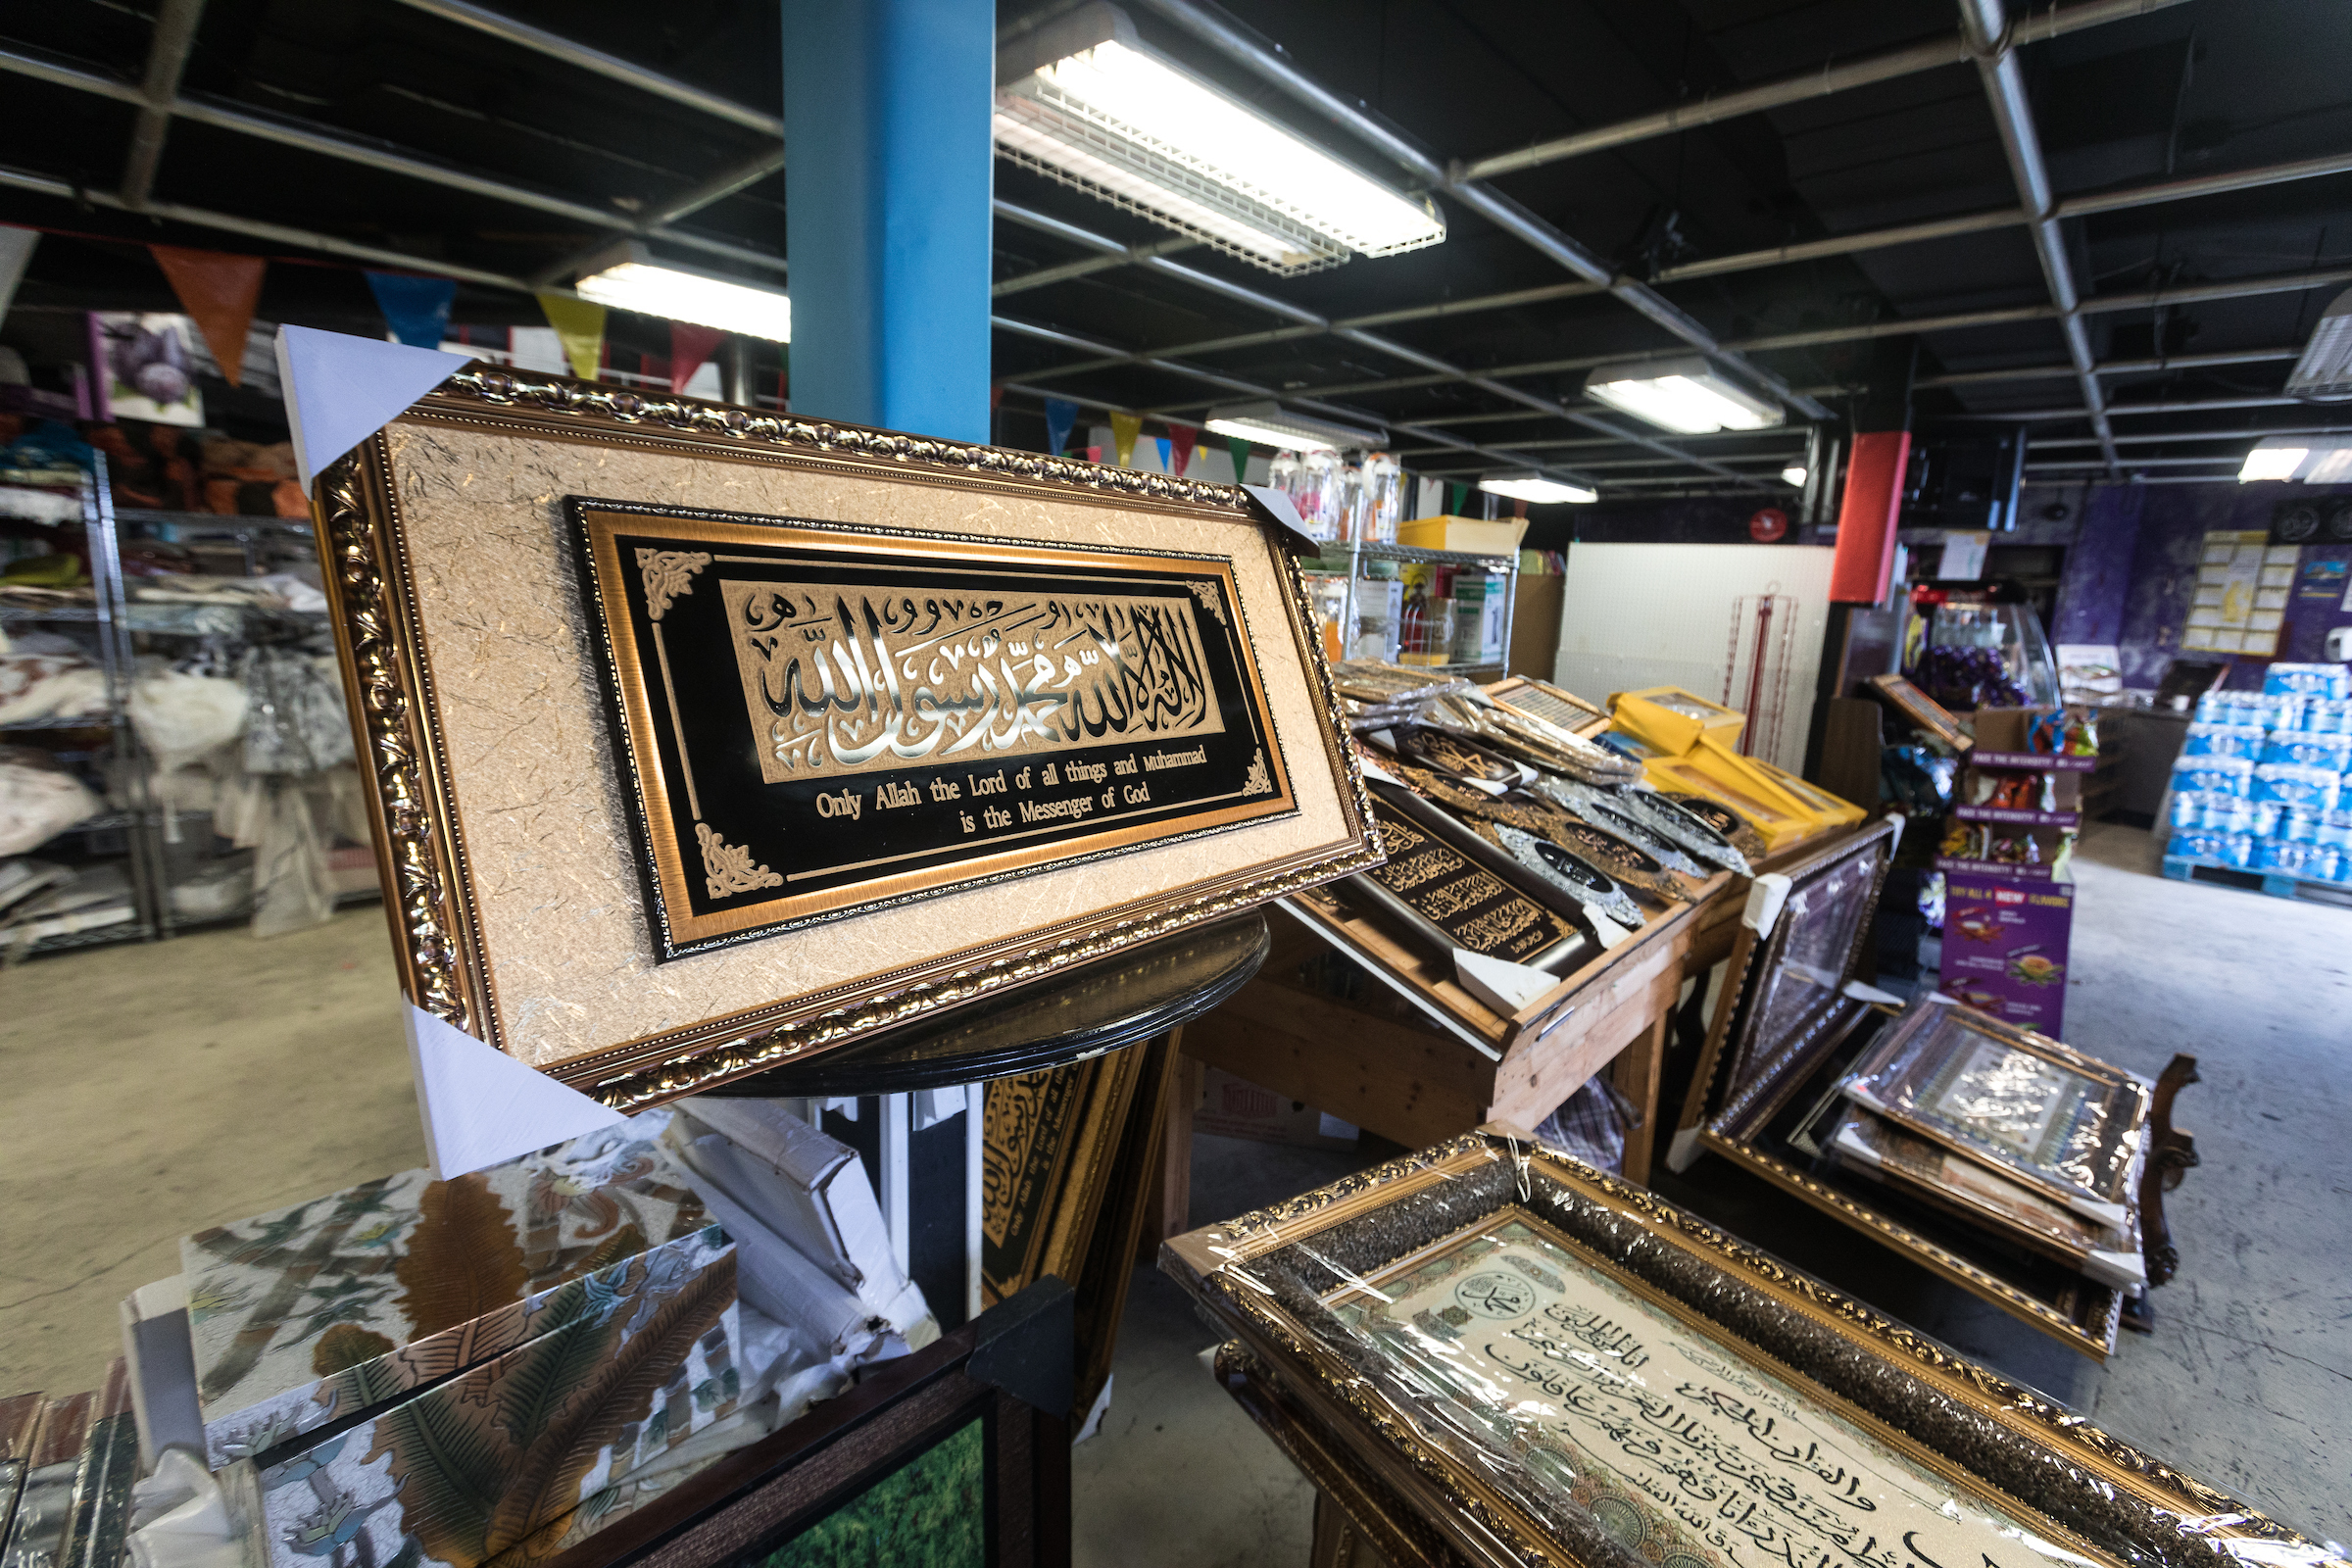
[1165,1131,2338,1568]
[314,369,1378,1107]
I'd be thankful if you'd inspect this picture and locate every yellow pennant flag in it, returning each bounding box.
[535,292,607,380]
[1109,411,1143,468]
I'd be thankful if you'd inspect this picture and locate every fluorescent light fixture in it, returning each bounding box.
[1202,400,1385,453]
[574,243,790,341]
[2285,286,2352,400]
[1583,355,1783,434]
[994,4,1446,274]
[2239,441,2312,481]
[1782,466,1808,487]
[1478,472,1596,505]
[2299,446,2352,483]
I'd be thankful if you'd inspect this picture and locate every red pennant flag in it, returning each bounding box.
[149,245,265,387]
[1167,421,1199,476]
[667,322,728,394]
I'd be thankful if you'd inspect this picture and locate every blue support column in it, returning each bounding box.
[782,0,995,443]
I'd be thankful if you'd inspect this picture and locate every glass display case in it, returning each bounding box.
[1901,588,2060,711]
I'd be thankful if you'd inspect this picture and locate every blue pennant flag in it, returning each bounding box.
[1043,397,1079,457]
[365,271,458,350]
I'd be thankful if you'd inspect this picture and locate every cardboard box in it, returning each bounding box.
[1194,1067,1358,1149]
[1395,514,1530,557]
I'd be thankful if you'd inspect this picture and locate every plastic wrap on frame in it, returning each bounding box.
[1177,1136,2345,1568]
[1840,1000,2148,1227]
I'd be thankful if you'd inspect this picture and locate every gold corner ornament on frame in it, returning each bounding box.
[312,369,1380,1109]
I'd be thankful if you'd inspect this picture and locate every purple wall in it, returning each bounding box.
[2035,481,2352,690]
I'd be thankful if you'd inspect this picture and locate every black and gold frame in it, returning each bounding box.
[1165,1132,2338,1568]
[311,369,1379,1107]
[572,501,1296,958]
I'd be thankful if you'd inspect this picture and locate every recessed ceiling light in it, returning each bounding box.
[1782,466,1808,487]
[1478,472,1596,505]
[994,3,1445,274]
[574,243,790,340]
[1202,400,1386,452]
[1583,355,1783,434]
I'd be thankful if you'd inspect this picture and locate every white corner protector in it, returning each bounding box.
[1841,978,1904,1006]
[405,1003,625,1179]
[1359,753,1401,787]
[1665,1126,1704,1174]
[1454,948,1556,1016]
[1583,905,1634,951]
[1741,872,1792,937]
[1882,810,1906,854]
[277,324,476,489]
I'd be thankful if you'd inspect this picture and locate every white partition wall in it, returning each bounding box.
[1551,544,1838,776]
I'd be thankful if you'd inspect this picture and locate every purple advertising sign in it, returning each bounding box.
[1939,873,2075,1035]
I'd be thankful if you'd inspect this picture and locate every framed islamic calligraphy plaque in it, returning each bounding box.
[1164,1132,2343,1568]
[311,369,1378,1108]
[572,501,1297,956]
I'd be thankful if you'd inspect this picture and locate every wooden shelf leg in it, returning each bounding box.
[1142,1045,1201,1256]
[1612,1012,1671,1186]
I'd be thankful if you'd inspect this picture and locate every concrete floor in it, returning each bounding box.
[5,821,2348,1556]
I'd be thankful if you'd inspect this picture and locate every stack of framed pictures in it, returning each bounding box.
[1666,817,2195,1358]
[1164,1131,2333,1568]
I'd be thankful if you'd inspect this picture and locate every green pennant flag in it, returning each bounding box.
[1226,435,1254,484]
[1446,481,1469,516]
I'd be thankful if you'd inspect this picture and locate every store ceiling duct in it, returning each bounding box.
[1202,400,1385,452]
[2283,286,2352,400]
[1582,355,1785,434]
[573,243,791,340]
[993,3,1445,274]
[1478,472,1596,505]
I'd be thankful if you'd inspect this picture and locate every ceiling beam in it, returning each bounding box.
[1454,0,2187,182]
[1960,0,2119,471]
[0,159,556,292]
[0,43,785,274]
[385,0,784,137]
[1919,347,2303,387]
[2032,423,2352,447]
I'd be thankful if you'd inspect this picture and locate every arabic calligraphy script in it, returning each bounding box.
[1345,1225,2073,1568]
[718,579,1231,783]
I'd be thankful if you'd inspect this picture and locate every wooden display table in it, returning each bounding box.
[1180,869,1723,1186]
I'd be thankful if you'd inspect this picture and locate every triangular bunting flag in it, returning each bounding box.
[1043,397,1078,457]
[536,292,607,380]
[1109,411,1143,468]
[404,1004,625,1179]
[0,225,35,324]
[668,321,727,394]
[1168,422,1199,476]
[1153,436,1171,472]
[151,246,267,387]
[275,324,475,489]
[1447,480,1469,515]
[366,271,458,350]
[1226,434,1254,483]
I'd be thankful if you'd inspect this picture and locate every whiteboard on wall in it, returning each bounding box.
[1551,544,1838,776]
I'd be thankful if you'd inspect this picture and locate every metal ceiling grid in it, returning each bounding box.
[1,0,2349,491]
